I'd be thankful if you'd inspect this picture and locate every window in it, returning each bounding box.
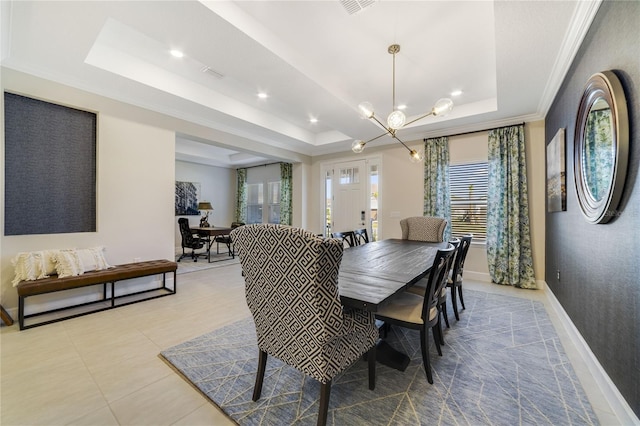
[247,183,263,224]
[450,162,488,241]
[267,181,280,223]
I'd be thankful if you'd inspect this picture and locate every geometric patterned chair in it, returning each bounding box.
[400,216,447,242]
[447,234,473,321]
[230,223,378,426]
[374,244,455,384]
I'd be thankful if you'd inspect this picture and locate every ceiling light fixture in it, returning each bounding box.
[352,44,454,163]
[170,49,184,58]
[257,92,268,99]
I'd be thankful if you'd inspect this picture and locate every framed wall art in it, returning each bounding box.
[175,181,201,215]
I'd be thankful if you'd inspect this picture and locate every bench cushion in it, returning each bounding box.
[17,260,177,297]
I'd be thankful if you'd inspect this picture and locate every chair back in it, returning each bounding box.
[331,231,355,247]
[231,224,347,381]
[420,245,455,323]
[178,218,198,248]
[353,228,370,245]
[400,216,447,242]
[230,222,245,229]
[452,234,472,283]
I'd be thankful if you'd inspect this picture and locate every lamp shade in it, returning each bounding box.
[198,202,213,210]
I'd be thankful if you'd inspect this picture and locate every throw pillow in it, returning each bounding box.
[54,249,84,278]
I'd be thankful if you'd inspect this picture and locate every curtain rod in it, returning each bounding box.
[238,161,283,170]
[424,122,526,141]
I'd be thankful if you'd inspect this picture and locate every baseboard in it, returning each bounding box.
[464,271,491,282]
[545,285,640,425]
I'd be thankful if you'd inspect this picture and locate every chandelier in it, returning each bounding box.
[351,44,454,162]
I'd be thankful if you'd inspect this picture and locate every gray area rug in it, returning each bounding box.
[175,252,239,274]
[160,289,598,425]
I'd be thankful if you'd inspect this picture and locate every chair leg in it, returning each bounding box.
[441,300,450,328]
[458,285,465,310]
[252,350,268,402]
[419,328,433,384]
[433,322,443,356]
[367,346,376,390]
[451,285,460,320]
[317,380,331,426]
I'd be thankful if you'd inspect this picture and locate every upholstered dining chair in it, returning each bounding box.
[374,245,455,384]
[400,216,447,243]
[331,231,356,248]
[177,218,206,262]
[353,228,370,246]
[447,234,473,320]
[231,224,378,426]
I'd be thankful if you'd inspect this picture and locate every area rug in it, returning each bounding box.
[160,289,598,425]
[175,252,239,275]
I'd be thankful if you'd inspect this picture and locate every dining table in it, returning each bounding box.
[337,238,449,370]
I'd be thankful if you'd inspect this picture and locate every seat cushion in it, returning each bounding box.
[375,292,437,324]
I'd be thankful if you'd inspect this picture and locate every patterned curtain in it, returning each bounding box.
[280,163,293,225]
[486,124,536,288]
[235,168,247,223]
[423,137,451,241]
[585,109,613,200]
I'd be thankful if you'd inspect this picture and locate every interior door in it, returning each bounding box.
[332,160,367,234]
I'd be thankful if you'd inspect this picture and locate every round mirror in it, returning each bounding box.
[574,71,628,224]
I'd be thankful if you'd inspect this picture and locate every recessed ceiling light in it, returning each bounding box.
[450,90,463,97]
[170,49,184,58]
[310,118,318,124]
[257,92,268,99]
[397,104,407,110]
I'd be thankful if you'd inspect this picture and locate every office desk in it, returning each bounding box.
[338,239,447,312]
[191,227,233,263]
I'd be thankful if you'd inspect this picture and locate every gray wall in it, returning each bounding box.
[545,1,639,416]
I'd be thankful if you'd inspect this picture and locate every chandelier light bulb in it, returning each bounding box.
[387,110,406,130]
[351,140,366,153]
[432,98,454,116]
[358,102,375,119]
[409,149,424,163]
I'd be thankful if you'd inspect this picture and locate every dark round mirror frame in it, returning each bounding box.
[574,70,629,224]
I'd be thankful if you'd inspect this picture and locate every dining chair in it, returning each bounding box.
[331,231,356,248]
[400,216,447,242]
[231,223,378,426]
[374,244,455,384]
[447,234,473,320]
[214,222,244,255]
[353,228,370,246]
[177,218,206,262]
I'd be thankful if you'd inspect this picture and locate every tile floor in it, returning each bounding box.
[0,263,621,425]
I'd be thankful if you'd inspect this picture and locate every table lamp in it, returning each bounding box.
[197,202,213,227]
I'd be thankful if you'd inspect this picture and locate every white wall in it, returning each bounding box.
[175,161,235,250]
[1,71,175,313]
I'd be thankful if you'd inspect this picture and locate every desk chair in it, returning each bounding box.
[400,216,447,243]
[177,218,206,262]
[353,228,370,245]
[231,224,378,426]
[375,245,455,384]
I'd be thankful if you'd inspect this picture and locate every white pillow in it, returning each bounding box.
[11,250,60,286]
[54,247,113,278]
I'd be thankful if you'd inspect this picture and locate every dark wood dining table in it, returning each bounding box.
[338,239,448,311]
[190,227,233,263]
[337,238,448,370]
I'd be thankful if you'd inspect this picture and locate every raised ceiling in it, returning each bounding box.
[1,1,601,167]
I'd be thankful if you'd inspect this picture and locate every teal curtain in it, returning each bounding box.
[423,137,451,241]
[280,163,293,225]
[584,109,613,200]
[487,124,536,289]
[235,168,247,223]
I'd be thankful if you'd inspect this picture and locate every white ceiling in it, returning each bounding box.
[1,0,601,168]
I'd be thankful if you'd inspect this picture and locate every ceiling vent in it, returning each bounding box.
[201,66,224,79]
[340,0,376,15]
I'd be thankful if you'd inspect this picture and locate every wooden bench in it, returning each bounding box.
[17,259,177,330]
